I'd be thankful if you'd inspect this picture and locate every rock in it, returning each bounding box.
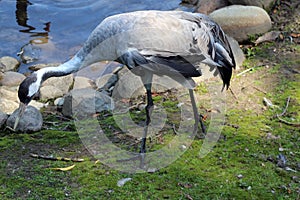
[196,0,229,14]
[0,56,20,72]
[40,74,73,100]
[40,85,65,100]
[112,67,145,99]
[181,0,198,5]
[28,63,60,71]
[209,5,272,42]
[0,87,19,114]
[228,0,274,11]
[227,36,245,69]
[0,99,19,114]
[0,86,45,114]
[117,178,132,187]
[75,62,107,81]
[73,76,94,90]
[255,31,281,45]
[54,97,64,106]
[18,41,57,64]
[0,86,18,102]
[0,111,8,128]
[62,88,114,118]
[113,67,183,99]
[0,71,26,86]
[29,100,45,110]
[6,105,43,132]
[96,74,118,91]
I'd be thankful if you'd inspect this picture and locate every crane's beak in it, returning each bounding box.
[13,102,27,130]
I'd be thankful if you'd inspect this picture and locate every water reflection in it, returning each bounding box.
[16,0,49,42]
[1,0,189,71]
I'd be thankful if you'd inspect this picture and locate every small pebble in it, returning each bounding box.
[117,178,132,187]
[279,147,284,152]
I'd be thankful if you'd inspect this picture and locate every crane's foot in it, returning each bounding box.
[116,137,147,169]
[116,152,146,169]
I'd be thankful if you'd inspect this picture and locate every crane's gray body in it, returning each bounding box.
[16,10,235,155]
[75,10,234,87]
[17,10,235,109]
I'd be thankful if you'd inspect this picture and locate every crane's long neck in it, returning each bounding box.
[35,55,83,84]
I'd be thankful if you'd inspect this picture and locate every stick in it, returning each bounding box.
[30,153,84,162]
[277,96,290,117]
[277,116,300,127]
[276,96,300,127]
[252,86,267,94]
[229,87,238,100]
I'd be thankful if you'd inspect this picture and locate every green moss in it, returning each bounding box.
[1,25,300,200]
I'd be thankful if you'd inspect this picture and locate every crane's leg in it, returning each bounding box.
[140,82,153,154]
[188,89,206,136]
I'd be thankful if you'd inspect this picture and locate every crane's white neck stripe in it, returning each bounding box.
[27,56,82,98]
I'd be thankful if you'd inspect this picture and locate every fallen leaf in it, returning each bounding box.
[50,164,75,171]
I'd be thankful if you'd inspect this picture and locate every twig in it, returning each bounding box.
[277,96,290,117]
[229,87,238,100]
[236,66,261,77]
[276,96,300,127]
[277,116,300,127]
[30,153,84,162]
[252,86,267,94]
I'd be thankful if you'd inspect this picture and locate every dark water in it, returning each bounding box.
[0,0,192,72]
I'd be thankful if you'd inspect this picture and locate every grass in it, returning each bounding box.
[1,2,300,199]
[0,69,299,199]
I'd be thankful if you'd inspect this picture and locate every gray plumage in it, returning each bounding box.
[15,10,235,158]
[75,10,235,88]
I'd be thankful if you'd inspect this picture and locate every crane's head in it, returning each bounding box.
[14,73,40,130]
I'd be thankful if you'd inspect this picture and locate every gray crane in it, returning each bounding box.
[14,10,235,157]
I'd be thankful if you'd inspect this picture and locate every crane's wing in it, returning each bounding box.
[114,11,235,89]
[77,10,235,89]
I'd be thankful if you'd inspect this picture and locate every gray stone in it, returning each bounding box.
[18,41,57,64]
[0,86,19,114]
[28,63,60,71]
[96,74,118,91]
[0,56,20,72]
[227,36,245,69]
[54,97,64,106]
[112,67,145,99]
[196,0,229,14]
[0,71,26,86]
[210,5,272,42]
[0,99,19,114]
[73,76,94,90]
[0,110,8,128]
[0,86,18,102]
[62,88,114,118]
[40,74,73,100]
[228,0,275,11]
[6,105,43,132]
[40,85,64,100]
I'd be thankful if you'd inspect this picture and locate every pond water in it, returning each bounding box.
[0,0,192,72]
